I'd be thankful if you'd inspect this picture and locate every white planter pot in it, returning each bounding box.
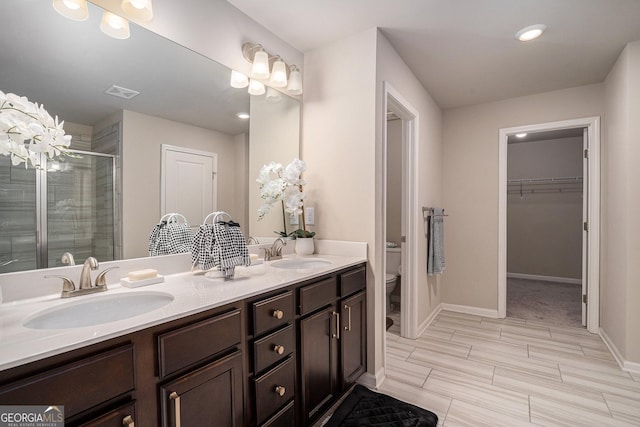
[295,237,315,255]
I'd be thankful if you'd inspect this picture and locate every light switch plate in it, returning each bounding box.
[305,207,315,225]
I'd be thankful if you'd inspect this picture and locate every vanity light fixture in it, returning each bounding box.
[287,65,302,96]
[121,0,153,22]
[269,57,288,88]
[266,87,282,103]
[516,24,546,42]
[241,42,302,95]
[52,0,89,21]
[230,70,249,88]
[100,11,130,39]
[248,79,266,96]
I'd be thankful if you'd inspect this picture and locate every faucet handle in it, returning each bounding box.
[261,247,272,261]
[45,275,76,296]
[95,267,119,288]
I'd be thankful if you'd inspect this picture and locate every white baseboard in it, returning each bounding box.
[441,303,499,319]
[357,367,385,389]
[417,303,443,336]
[507,272,581,285]
[600,328,640,375]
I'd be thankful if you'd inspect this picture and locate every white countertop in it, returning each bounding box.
[0,249,367,371]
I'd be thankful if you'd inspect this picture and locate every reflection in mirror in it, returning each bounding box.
[0,0,299,273]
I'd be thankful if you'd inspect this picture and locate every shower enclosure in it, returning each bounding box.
[0,150,118,273]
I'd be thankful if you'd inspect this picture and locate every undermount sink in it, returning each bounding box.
[271,258,332,270]
[23,291,174,330]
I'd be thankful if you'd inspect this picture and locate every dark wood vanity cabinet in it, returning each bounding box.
[0,263,366,427]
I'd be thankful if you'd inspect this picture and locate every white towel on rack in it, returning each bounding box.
[427,208,445,275]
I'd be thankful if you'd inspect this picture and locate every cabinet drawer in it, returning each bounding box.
[0,345,134,419]
[158,308,241,378]
[78,401,136,427]
[261,400,294,427]
[340,267,366,297]
[253,291,293,336]
[253,324,294,373]
[299,277,336,315]
[254,356,295,425]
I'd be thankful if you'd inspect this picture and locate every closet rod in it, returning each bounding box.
[507,176,582,184]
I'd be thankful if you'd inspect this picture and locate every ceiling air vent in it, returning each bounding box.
[104,85,140,100]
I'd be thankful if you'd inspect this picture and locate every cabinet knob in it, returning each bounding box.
[122,415,135,427]
[272,309,284,319]
[275,385,286,396]
[273,344,285,354]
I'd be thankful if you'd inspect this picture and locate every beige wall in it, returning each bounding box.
[602,40,640,364]
[376,31,443,364]
[121,110,240,258]
[442,84,604,310]
[386,119,402,245]
[507,137,583,279]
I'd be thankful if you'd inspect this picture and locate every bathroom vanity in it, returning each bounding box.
[0,253,367,427]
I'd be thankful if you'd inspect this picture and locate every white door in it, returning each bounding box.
[161,145,217,228]
[581,129,588,326]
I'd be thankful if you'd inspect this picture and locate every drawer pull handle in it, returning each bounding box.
[275,385,286,396]
[122,415,135,427]
[332,311,340,339]
[169,391,181,427]
[272,309,284,319]
[344,304,352,331]
[274,344,285,354]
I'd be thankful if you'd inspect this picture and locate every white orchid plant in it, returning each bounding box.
[0,91,71,168]
[257,158,315,238]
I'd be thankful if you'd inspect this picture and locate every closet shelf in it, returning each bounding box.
[507,176,583,185]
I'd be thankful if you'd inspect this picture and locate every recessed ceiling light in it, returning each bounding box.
[236,112,250,119]
[516,24,546,42]
[515,133,528,138]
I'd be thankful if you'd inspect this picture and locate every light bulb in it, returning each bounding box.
[100,11,130,39]
[121,0,153,21]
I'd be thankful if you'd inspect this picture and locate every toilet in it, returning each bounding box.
[385,247,401,312]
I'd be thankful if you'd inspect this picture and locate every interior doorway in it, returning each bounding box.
[506,128,585,327]
[382,82,420,341]
[498,117,600,333]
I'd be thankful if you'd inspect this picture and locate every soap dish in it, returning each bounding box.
[120,275,164,288]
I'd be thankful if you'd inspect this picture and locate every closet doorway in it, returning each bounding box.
[498,117,600,333]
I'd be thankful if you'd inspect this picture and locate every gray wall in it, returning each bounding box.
[507,137,583,280]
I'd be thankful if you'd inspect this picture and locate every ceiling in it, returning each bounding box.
[228,0,640,109]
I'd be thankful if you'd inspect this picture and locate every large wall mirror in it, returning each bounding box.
[0,0,300,273]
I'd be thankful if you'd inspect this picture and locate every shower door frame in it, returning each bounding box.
[35,150,118,269]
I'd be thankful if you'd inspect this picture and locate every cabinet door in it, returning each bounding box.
[299,305,338,425]
[160,351,244,427]
[340,291,366,389]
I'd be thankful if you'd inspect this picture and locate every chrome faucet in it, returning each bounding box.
[61,252,75,266]
[262,238,286,261]
[247,236,259,245]
[46,257,118,298]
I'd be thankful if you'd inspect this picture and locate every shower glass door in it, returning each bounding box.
[0,151,116,273]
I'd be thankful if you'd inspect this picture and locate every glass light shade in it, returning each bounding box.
[266,87,282,103]
[287,66,302,95]
[248,79,266,96]
[100,11,130,39]
[269,58,288,88]
[230,70,249,88]
[52,0,89,21]
[121,0,153,22]
[250,50,270,80]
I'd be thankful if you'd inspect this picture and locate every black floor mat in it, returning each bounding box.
[324,385,438,427]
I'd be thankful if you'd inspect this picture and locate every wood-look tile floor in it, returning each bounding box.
[380,310,640,426]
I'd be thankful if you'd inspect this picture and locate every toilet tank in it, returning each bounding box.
[386,248,401,274]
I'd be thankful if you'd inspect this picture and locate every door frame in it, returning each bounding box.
[498,117,600,333]
[382,82,420,339]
